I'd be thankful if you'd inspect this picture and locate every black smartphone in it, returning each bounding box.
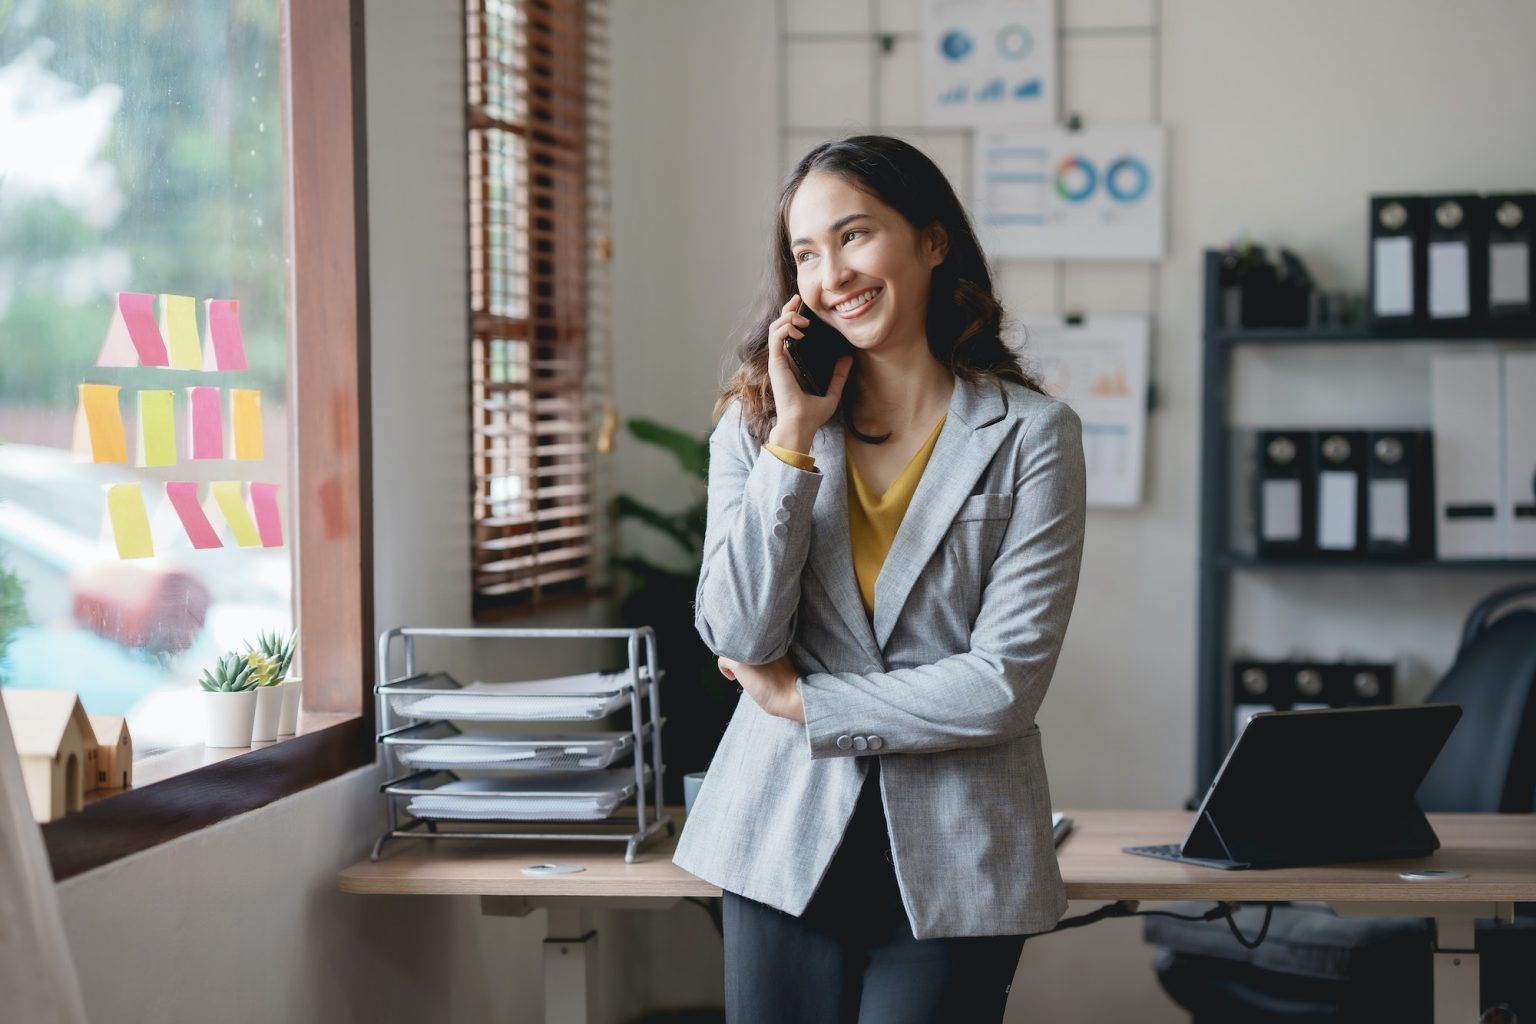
[785,297,856,397]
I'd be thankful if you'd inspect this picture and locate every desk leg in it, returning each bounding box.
[544,908,599,1024]
[1432,915,1478,1024]
[1330,902,1514,1024]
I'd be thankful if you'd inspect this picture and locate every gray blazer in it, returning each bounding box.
[672,373,1086,940]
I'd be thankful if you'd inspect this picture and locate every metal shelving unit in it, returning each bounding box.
[1195,250,1536,795]
[372,626,672,862]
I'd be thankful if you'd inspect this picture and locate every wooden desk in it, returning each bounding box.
[339,810,1536,1023]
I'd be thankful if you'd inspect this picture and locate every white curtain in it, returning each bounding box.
[0,696,89,1023]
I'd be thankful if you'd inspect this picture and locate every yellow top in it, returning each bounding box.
[763,414,947,616]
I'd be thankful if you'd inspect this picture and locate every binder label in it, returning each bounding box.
[1428,241,1471,318]
[1317,471,1359,550]
[1490,242,1530,307]
[1373,237,1414,316]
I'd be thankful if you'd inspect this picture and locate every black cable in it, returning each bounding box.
[1224,902,1275,949]
[1041,900,1273,951]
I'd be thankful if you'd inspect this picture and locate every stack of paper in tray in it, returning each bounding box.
[405,767,645,822]
[397,729,628,770]
[393,670,648,722]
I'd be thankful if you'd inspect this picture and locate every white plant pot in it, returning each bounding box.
[276,679,302,736]
[203,690,258,748]
[252,686,282,743]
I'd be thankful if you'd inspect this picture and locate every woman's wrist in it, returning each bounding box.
[768,421,816,454]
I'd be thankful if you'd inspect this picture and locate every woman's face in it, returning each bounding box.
[786,171,945,354]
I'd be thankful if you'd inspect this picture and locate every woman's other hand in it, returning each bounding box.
[766,295,852,453]
[718,654,806,724]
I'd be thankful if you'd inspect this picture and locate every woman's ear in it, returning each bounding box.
[924,222,949,268]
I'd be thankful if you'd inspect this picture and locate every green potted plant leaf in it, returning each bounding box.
[612,417,735,805]
[199,651,260,748]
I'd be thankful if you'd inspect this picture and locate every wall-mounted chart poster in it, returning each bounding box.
[1019,314,1150,508]
[923,0,1056,129]
[975,125,1166,260]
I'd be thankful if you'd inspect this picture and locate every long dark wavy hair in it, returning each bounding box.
[714,135,1042,445]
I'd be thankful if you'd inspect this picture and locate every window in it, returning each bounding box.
[0,0,371,878]
[467,0,614,615]
[0,1,290,752]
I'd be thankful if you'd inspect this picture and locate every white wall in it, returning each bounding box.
[51,2,1536,1023]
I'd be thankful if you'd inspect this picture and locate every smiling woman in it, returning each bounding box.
[677,135,1087,1024]
[0,0,372,876]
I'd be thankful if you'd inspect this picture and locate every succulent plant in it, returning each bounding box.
[250,629,296,681]
[245,650,281,687]
[199,651,259,692]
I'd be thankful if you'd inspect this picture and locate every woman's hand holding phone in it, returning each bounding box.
[767,295,852,452]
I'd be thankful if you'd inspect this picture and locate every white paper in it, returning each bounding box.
[1368,479,1410,544]
[404,770,642,821]
[923,0,1056,129]
[975,126,1165,260]
[1260,479,1301,541]
[1372,236,1414,317]
[1490,241,1530,308]
[1022,314,1149,507]
[392,672,649,722]
[1428,241,1470,318]
[1317,470,1359,551]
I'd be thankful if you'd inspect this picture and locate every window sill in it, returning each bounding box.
[44,711,371,881]
[81,709,357,807]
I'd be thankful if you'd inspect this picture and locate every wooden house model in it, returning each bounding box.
[88,714,134,791]
[2,690,134,823]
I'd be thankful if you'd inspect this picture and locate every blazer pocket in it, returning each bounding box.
[952,492,1013,523]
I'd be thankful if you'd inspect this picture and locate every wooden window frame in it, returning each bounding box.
[41,0,375,881]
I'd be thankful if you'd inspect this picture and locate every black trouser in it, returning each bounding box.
[722,763,1027,1024]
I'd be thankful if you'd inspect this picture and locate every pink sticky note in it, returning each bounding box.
[187,386,224,459]
[203,299,248,371]
[249,482,285,548]
[165,482,224,549]
[98,292,170,368]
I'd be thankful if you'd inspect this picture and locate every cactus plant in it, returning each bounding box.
[198,651,259,692]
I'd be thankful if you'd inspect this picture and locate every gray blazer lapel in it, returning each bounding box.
[871,375,1010,650]
[806,420,884,668]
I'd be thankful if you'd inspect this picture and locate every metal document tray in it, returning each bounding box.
[386,767,652,822]
[380,669,655,722]
[381,720,648,771]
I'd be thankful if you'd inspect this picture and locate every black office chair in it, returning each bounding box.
[1145,583,1536,1023]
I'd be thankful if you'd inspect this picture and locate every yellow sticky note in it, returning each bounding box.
[231,389,264,461]
[138,390,177,467]
[161,294,202,370]
[106,483,154,559]
[80,384,128,463]
[211,481,262,547]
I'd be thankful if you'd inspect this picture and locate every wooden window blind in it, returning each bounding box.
[467,0,612,614]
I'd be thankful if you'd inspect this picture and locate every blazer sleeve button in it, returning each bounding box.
[835,735,853,751]
[772,523,788,539]
[852,736,868,751]
[781,494,796,509]
[867,735,884,750]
